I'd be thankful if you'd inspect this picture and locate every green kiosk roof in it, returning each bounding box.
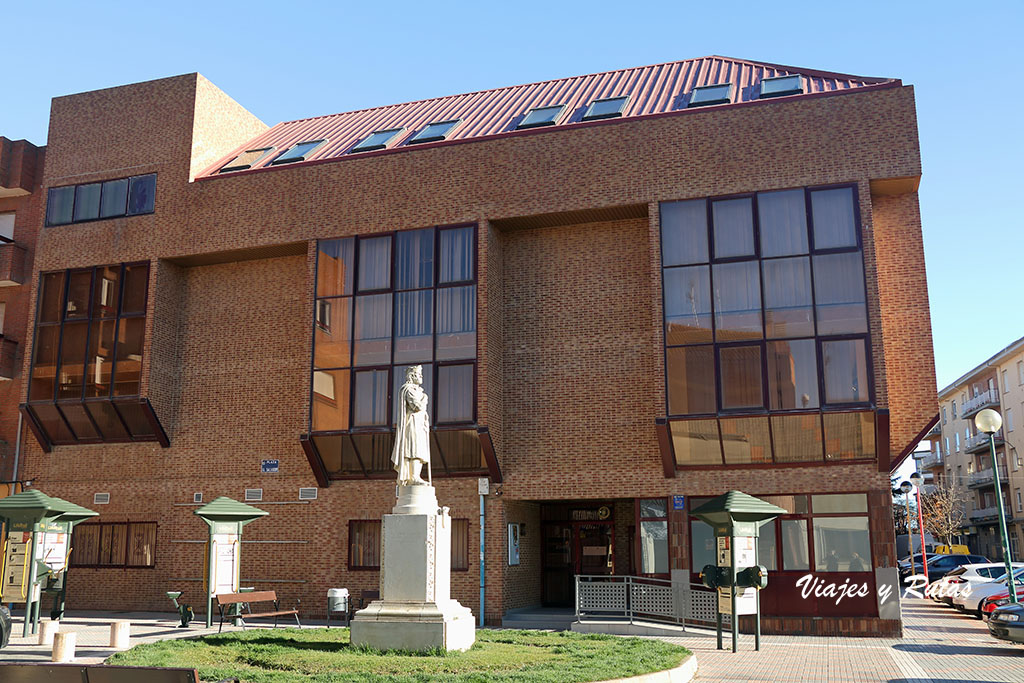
[194,496,268,523]
[0,490,97,524]
[691,491,788,525]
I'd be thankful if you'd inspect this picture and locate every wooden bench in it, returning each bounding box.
[216,590,300,633]
[0,664,208,682]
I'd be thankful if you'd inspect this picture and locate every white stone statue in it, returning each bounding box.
[391,365,431,486]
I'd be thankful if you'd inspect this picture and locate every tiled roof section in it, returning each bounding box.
[199,55,898,178]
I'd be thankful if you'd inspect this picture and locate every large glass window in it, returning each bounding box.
[690,493,869,576]
[311,226,482,477]
[46,174,156,226]
[25,263,163,449]
[660,185,872,467]
[638,498,669,575]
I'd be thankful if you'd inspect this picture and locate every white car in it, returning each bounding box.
[933,563,1023,605]
[953,566,1024,615]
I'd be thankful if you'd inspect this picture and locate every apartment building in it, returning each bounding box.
[923,336,1024,560]
[1,56,935,636]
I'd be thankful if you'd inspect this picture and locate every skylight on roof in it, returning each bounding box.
[408,120,460,145]
[219,147,275,173]
[351,129,405,153]
[517,104,565,129]
[688,84,733,108]
[271,140,327,165]
[582,96,628,121]
[760,74,804,99]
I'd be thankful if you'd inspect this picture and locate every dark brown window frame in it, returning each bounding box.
[21,262,168,451]
[688,491,874,576]
[348,519,382,570]
[70,520,159,569]
[451,517,470,572]
[45,174,156,227]
[305,224,490,482]
[660,184,876,470]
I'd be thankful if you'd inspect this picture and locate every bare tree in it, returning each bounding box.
[920,480,968,546]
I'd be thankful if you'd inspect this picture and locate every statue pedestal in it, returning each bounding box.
[350,485,476,652]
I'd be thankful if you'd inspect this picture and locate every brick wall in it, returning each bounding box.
[7,76,934,633]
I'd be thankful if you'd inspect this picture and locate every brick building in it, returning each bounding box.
[2,56,936,636]
[922,336,1024,560]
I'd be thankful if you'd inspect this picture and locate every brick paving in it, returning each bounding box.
[660,597,1024,682]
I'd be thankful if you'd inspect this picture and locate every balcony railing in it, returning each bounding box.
[966,430,1004,454]
[968,466,1008,488]
[0,242,26,287]
[925,423,942,441]
[969,506,1011,523]
[918,452,942,470]
[962,390,1001,420]
[0,337,15,380]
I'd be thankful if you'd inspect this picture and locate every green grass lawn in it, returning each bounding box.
[107,627,690,682]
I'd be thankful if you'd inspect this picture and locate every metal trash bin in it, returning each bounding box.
[327,588,349,628]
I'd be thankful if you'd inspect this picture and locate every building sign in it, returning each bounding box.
[672,495,686,511]
[38,521,70,574]
[1,530,32,603]
[716,535,757,615]
[210,533,240,597]
[261,459,279,473]
[508,524,520,566]
[571,506,611,522]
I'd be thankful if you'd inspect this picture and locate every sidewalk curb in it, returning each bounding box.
[598,653,698,682]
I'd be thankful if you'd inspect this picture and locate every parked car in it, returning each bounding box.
[954,567,1024,616]
[931,563,1024,605]
[0,604,11,649]
[900,553,988,584]
[988,603,1024,644]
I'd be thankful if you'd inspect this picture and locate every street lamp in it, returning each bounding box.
[975,408,1017,604]
[909,472,928,587]
[900,480,916,579]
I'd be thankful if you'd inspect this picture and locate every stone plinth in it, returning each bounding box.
[350,485,476,652]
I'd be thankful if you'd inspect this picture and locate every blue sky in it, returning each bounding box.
[3,1,1021,389]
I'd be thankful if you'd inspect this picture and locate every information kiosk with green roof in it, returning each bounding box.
[0,489,97,636]
[691,491,785,653]
[194,497,268,628]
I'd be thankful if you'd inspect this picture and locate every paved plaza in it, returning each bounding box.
[674,597,1024,682]
[1,597,1022,681]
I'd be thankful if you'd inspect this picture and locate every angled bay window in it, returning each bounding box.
[307,225,494,481]
[22,262,167,451]
[661,185,874,467]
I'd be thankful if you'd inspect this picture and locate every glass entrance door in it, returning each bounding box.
[542,522,615,606]
[543,523,573,606]
[578,523,614,575]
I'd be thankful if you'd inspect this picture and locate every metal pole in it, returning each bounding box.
[478,493,485,627]
[905,494,915,579]
[730,537,737,653]
[22,530,38,638]
[915,487,928,588]
[991,434,1018,603]
[716,608,723,650]
[754,537,760,652]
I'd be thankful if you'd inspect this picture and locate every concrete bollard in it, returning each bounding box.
[38,619,60,646]
[52,631,76,662]
[110,620,131,649]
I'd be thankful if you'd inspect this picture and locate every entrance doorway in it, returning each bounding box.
[542,521,614,606]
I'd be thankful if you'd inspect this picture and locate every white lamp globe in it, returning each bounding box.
[975,408,1003,435]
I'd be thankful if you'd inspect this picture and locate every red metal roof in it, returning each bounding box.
[198,55,898,178]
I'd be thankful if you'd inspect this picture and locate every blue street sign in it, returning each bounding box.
[261,459,279,473]
[672,495,686,511]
